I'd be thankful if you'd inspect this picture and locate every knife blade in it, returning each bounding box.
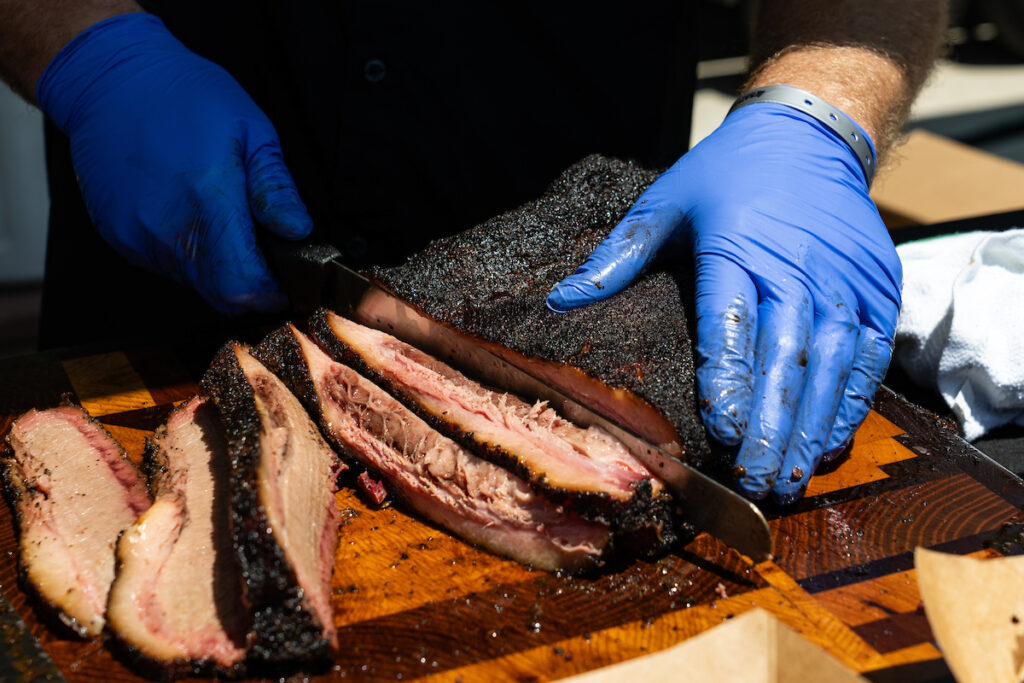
[266,238,773,561]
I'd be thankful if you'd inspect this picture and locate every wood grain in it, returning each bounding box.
[0,346,1020,682]
[772,473,1019,581]
[63,353,156,417]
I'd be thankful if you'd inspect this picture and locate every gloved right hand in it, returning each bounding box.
[547,97,901,504]
[36,12,312,313]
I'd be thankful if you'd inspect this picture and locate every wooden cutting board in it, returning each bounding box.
[1,340,1022,682]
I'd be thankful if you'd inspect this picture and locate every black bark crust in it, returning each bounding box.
[250,326,323,423]
[199,342,332,666]
[104,614,248,682]
[370,154,713,469]
[140,397,187,497]
[307,309,674,552]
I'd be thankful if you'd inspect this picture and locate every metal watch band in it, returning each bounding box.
[728,85,876,187]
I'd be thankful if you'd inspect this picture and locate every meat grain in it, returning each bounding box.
[1,405,149,637]
[371,154,712,467]
[106,396,248,674]
[254,324,611,573]
[311,309,672,540]
[201,343,343,664]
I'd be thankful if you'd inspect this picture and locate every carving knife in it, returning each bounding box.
[267,239,773,561]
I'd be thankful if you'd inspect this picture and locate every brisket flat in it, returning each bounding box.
[200,343,343,664]
[1,405,149,637]
[311,309,672,540]
[371,154,712,468]
[106,396,248,674]
[254,324,610,573]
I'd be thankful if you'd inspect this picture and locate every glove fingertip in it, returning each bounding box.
[696,364,752,447]
[702,409,744,447]
[771,485,806,507]
[732,454,777,501]
[546,278,599,313]
[822,430,854,463]
[209,276,289,314]
[231,288,289,313]
[254,189,314,240]
[769,452,818,504]
[546,208,677,313]
[197,243,289,314]
[736,477,772,501]
[270,209,314,240]
[545,297,571,314]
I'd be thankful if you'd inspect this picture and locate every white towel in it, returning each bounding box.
[894,229,1024,440]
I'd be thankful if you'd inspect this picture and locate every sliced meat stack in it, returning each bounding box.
[371,154,713,467]
[1,405,149,637]
[201,343,343,664]
[106,396,248,674]
[254,324,611,573]
[311,309,672,541]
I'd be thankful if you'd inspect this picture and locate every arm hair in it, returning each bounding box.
[746,0,948,160]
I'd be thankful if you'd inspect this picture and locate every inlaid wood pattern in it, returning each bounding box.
[805,412,914,496]
[0,344,1021,682]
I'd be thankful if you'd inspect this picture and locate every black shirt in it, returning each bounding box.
[40,2,697,348]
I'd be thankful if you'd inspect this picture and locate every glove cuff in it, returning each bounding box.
[36,12,178,133]
[729,85,876,187]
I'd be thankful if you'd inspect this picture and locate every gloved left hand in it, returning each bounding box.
[547,99,902,503]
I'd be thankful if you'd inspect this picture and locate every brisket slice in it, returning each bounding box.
[311,309,672,541]
[371,154,712,468]
[254,325,610,574]
[106,396,248,674]
[200,343,343,663]
[1,405,149,637]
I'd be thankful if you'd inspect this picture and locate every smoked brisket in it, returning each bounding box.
[370,154,712,467]
[106,396,248,674]
[254,324,611,573]
[1,404,149,637]
[201,343,343,664]
[310,309,672,541]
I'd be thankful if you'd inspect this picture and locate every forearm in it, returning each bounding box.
[747,0,947,160]
[0,0,140,102]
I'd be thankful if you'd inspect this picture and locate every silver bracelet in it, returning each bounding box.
[728,85,876,187]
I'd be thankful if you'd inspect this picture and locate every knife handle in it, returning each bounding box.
[262,233,342,312]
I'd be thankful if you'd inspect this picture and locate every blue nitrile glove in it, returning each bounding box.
[547,99,901,504]
[36,13,312,313]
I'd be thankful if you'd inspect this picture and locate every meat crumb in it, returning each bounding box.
[357,471,389,505]
[715,582,729,600]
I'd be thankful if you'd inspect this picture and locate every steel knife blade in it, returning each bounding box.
[267,238,773,561]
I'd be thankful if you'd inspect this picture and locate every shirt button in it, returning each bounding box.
[363,59,387,83]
